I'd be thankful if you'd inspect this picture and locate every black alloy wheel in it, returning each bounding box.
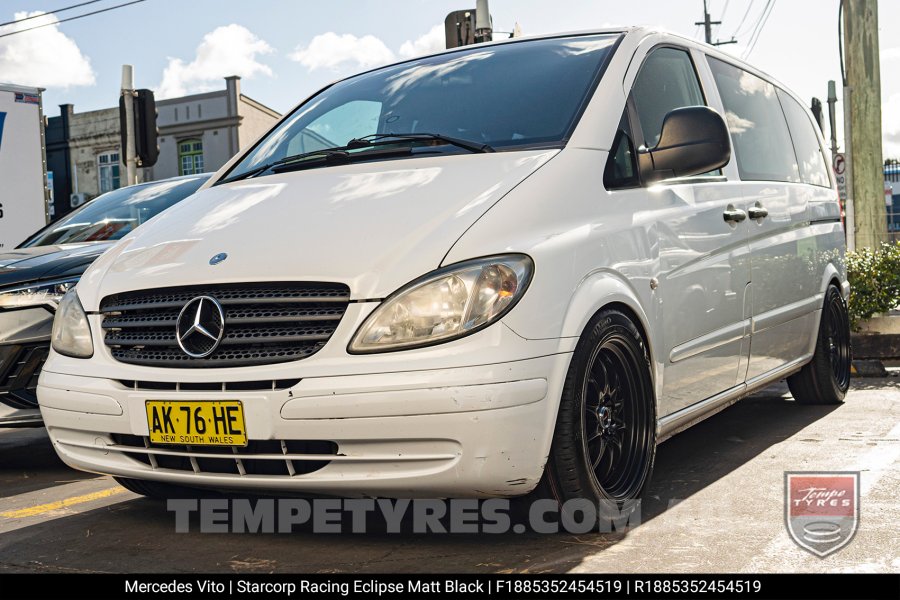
[788,285,852,405]
[538,308,657,524]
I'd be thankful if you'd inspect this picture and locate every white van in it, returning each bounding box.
[39,28,850,508]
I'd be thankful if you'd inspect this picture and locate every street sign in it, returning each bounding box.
[833,153,847,202]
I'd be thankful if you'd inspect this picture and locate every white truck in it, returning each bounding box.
[0,83,49,250]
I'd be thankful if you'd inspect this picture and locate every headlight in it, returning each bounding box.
[349,254,533,353]
[51,288,93,358]
[0,277,80,309]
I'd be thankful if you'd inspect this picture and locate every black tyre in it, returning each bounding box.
[540,308,656,524]
[114,476,205,500]
[787,285,851,405]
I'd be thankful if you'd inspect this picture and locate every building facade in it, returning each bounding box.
[45,76,280,219]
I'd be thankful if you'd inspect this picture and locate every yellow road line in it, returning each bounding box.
[0,486,127,519]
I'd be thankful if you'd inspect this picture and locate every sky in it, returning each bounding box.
[2,0,900,156]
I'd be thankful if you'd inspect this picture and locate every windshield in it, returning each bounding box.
[225,34,619,181]
[20,175,209,247]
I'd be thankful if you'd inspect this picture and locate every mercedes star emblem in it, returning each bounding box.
[175,295,225,358]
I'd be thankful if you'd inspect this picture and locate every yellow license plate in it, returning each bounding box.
[146,400,247,446]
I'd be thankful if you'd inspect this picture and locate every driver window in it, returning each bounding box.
[285,100,382,155]
[631,47,705,149]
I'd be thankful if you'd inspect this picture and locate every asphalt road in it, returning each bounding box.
[0,379,898,574]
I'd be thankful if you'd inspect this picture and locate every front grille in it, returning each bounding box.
[0,344,50,409]
[111,434,337,477]
[117,379,301,392]
[101,282,350,368]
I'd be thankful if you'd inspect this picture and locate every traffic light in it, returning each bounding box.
[134,89,159,167]
[119,88,159,168]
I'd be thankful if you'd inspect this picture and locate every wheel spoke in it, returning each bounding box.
[597,443,616,480]
[585,377,601,412]
[592,358,610,398]
[591,439,607,469]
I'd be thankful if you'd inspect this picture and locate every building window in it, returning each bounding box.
[97,151,120,193]
[178,139,204,175]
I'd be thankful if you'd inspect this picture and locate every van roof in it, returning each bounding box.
[412,26,801,107]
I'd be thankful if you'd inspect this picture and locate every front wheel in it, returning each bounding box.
[787,285,851,405]
[539,308,657,524]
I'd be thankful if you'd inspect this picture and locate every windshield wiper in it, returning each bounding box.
[217,132,492,185]
[347,133,495,154]
[218,148,353,184]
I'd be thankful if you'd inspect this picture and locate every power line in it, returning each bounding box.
[732,0,757,38]
[0,0,105,28]
[740,0,770,47]
[719,0,731,29]
[742,0,776,59]
[713,0,730,38]
[0,0,147,39]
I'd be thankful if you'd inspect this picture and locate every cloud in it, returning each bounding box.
[0,11,95,88]
[725,110,755,135]
[157,25,273,99]
[289,25,447,73]
[289,32,395,72]
[398,24,445,59]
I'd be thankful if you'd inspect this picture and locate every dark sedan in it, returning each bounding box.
[0,173,210,426]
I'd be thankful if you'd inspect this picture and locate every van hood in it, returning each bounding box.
[79,151,557,309]
[0,242,115,289]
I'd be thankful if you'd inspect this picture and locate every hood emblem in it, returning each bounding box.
[209,253,228,265]
[176,296,225,358]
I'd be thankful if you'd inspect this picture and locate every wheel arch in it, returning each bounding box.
[560,271,659,389]
[819,260,849,300]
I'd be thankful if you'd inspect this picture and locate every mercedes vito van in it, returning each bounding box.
[38,28,850,509]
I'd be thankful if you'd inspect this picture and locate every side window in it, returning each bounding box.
[604,112,639,189]
[707,57,800,183]
[777,89,831,187]
[631,47,705,148]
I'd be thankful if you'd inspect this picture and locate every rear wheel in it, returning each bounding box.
[539,308,656,526]
[787,285,851,405]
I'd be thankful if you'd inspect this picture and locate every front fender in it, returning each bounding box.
[504,269,661,397]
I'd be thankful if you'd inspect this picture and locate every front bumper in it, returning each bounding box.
[39,352,572,498]
[0,306,54,426]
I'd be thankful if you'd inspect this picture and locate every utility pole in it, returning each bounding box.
[696,0,737,46]
[827,80,839,157]
[843,0,886,249]
[120,64,138,187]
[696,0,717,44]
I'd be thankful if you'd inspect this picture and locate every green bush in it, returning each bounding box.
[846,241,900,330]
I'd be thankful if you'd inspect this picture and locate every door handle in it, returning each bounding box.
[748,204,769,220]
[723,206,747,224]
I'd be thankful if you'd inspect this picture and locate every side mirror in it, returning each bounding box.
[639,106,731,183]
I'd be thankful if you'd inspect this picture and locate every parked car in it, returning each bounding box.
[39,28,849,516]
[0,173,210,426]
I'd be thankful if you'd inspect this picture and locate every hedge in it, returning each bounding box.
[846,241,900,330]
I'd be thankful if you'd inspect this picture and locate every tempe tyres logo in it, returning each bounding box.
[785,471,859,558]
